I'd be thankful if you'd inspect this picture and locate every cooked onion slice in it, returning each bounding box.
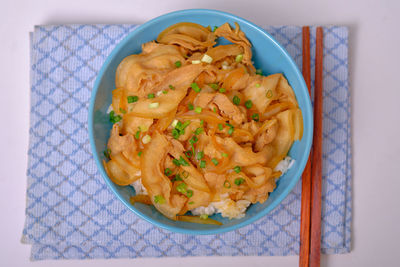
[130,195,152,205]
[177,215,223,225]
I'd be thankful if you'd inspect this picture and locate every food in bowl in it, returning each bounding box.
[102,22,303,224]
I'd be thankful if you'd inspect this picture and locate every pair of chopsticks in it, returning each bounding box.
[299,26,324,267]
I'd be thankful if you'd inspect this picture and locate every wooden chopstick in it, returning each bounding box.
[309,26,324,267]
[299,26,312,267]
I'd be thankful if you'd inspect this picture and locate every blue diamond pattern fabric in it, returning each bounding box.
[22,24,351,260]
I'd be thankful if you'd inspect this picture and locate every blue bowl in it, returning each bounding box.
[89,9,313,235]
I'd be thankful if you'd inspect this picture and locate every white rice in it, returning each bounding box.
[190,204,216,216]
[130,157,295,219]
[190,157,295,219]
[106,104,113,114]
[191,198,251,219]
[274,156,295,175]
[212,199,251,219]
[130,178,148,195]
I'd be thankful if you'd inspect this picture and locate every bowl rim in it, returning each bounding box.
[89,8,313,235]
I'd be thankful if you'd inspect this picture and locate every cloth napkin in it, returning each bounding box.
[22,24,351,260]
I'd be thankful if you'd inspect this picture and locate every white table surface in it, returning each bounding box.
[1,0,400,266]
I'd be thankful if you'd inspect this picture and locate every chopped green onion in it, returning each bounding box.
[142,135,152,144]
[218,123,223,131]
[219,88,226,93]
[213,107,217,113]
[172,129,180,139]
[184,150,193,158]
[221,152,228,157]
[223,180,231,189]
[233,166,241,173]
[255,83,261,88]
[196,151,204,160]
[191,143,195,155]
[172,174,183,182]
[233,95,240,105]
[172,120,191,139]
[266,90,273,98]
[213,26,218,32]
[127,95,139,103]
[154,195,165,204]
[137,151,142,157]
[186,189,193,198]
[176,183,187,194]
[209,83,219,90]
[172,158,181,166]
[109,111,122,124]
[134,130,140,140]
[148,102,159,109]
[182,171,189,178]
[256,69,263,75]
[234,177,245,186]
[147,93,155,99]
[200,120,204,126]
[211,158,219,166]
[181,121,191,130]
[188,201,195,205]
[175,61,182,68]
[200,160,206,168]
[164,168,172,176]
[103,148,111,159]
[176,121,183,129]
[226,123,234,135]
[119,108,127,114]
[235,54,243,63]
[162,90,168,94]
[252,113,259,122]
[245,100,253,109]
[172,130,181,139]
[179,156,189,166]
[138,125,149,132]
[189,135,198,145]
[188,103,194,110]
[169,84,175,90]
[194,127,204,135]
[191,82,201,93]
[201,54,213,63]
[200,214,208,219]
[171,119,178,128]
